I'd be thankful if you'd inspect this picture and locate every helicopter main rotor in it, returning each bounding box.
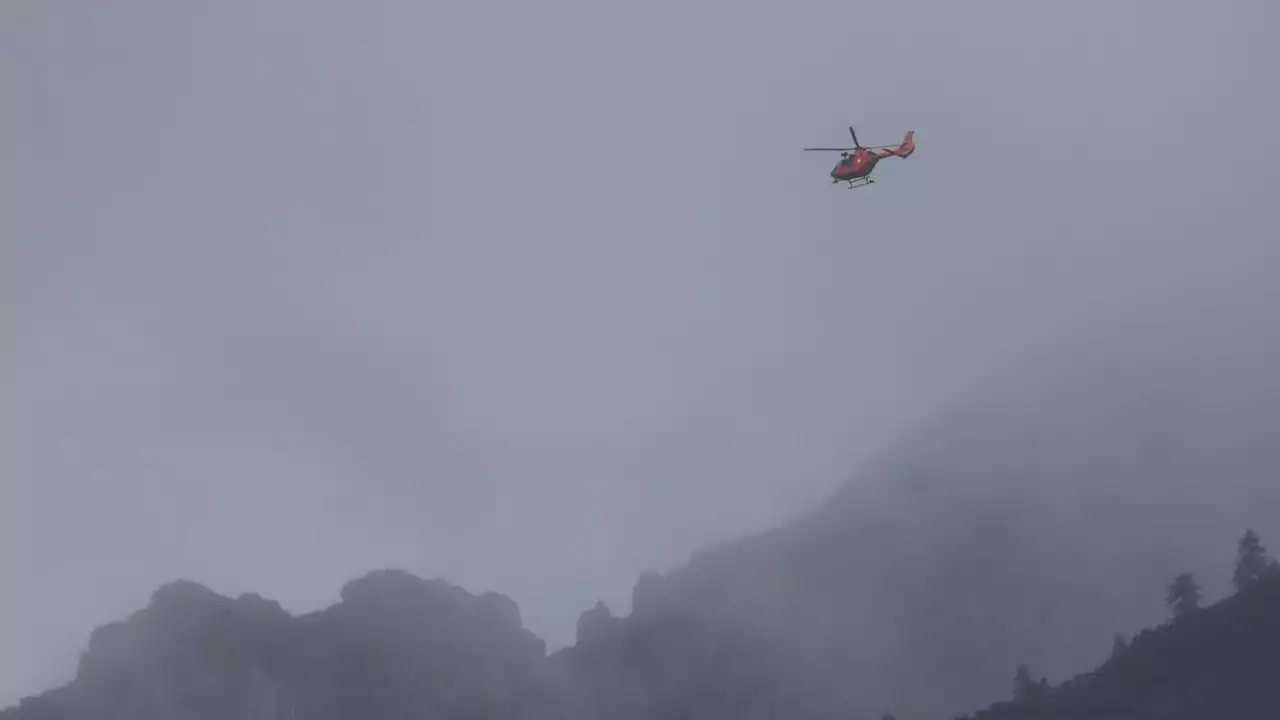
[803,125,898,154]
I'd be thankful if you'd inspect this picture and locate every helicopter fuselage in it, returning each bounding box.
[830,149,880,181]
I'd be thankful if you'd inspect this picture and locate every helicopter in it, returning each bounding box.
[804,126,916,188]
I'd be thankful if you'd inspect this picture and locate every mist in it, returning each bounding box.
[4,0,1279,708]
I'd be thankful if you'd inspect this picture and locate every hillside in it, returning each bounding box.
[956,571,1280,720]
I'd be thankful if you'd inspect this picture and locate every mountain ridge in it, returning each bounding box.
[7,340,1280,719]
[7,540,1280,720]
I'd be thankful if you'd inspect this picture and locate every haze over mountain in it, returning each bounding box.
[636,320,1280,718]
[5,317,1280,718]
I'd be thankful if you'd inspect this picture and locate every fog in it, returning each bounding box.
[4,0,1278,707]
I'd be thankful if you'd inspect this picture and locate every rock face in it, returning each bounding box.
[541,581,821,720]
[1,570,546,720]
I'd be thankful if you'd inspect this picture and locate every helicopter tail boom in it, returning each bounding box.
[870,130,915,159]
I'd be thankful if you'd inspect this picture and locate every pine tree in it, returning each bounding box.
[1013,664,1037,701]
[1165,572,1201,617]
[1232,529,1277,592]
[1109,632,1128,660]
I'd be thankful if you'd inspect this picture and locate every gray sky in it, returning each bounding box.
[4,0,1277,705]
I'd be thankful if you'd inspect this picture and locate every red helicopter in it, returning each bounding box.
[804,125,916,188]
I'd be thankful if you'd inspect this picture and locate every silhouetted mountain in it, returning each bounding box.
[0,568,821,720]
[5,343,1280,720]
[0,570,546,720]
[955,572,1280,720]
[8,544,1280,720]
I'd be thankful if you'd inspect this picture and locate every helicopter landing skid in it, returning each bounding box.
[833,178,875,189]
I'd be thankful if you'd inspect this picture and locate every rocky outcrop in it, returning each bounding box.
[1,570,545,720]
